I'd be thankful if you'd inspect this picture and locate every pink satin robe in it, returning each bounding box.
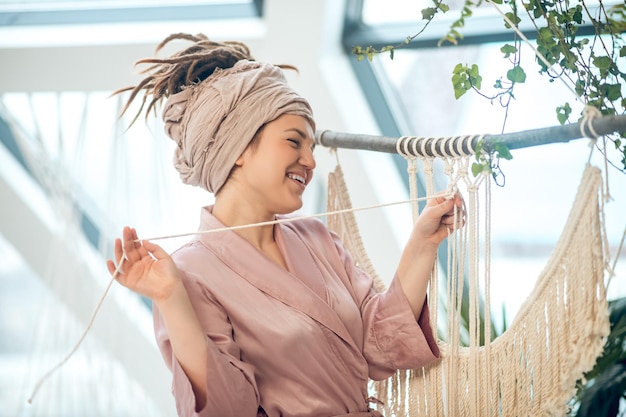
[153,206,440,417]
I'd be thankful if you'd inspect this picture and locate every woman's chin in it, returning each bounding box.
[275,200,303,215]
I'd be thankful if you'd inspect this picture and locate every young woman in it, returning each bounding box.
[108,33,464,417]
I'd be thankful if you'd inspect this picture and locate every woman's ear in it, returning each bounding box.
[235,140,256,166]
[235,152,245,167]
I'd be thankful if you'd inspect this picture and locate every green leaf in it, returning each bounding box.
[469,64,480,77]
[422,7,437,20]
[438,35,458,46]
[454,85,468,99]
[450,29,463,40]
[556,103,572,125]
[593,55,613,70]
[571,5,583,23]
[452,64,473,99]
[471,162,485,177]
[575,79,586,96]
[474,140,484,160]
[465,64,482,89]
[506,65,527,83]
[495,143,513,160]
[452,63,465,74]
[500,44,517,58]
[504,12,522,28]
[537,27,556,45]
[603,83,622,101]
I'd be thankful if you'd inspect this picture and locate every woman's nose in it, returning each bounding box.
[300,147,316,169]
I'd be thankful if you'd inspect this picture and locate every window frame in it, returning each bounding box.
[0,0,263,26]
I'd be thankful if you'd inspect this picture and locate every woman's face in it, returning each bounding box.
[233,114,316,214]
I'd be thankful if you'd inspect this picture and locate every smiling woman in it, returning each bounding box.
[104,32,466,417]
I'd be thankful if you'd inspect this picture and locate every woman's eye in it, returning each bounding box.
[287,138,300,147]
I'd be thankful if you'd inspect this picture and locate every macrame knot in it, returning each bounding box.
[443,159,454,177]
[396,135,415,158]
[446,182,459,198]
[580,105,602,141]
[423,164,434,176]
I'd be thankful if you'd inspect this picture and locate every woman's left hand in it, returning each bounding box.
[413,191,466,247]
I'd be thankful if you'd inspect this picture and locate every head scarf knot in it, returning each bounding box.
[162,60,315,194]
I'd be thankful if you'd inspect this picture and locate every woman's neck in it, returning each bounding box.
[212,195,276,248]
[212,196,288,269]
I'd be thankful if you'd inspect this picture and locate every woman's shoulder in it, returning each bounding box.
[280,216,349,260]
[170,238,210,258]
[170,240,221,278]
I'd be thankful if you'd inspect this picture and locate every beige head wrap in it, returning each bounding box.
[162,60,315,194]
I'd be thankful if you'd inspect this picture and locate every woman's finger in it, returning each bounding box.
[123,227,153,262]
[442,213,466,230]
[106,259,116,275]
[108,259,127,275]
[112,238,125,264]
[142,240,169,260]
[121,227,142,262]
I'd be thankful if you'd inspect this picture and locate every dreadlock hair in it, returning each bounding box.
[113,33,256,126]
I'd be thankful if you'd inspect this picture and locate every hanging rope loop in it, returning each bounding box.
[580,105,602,140]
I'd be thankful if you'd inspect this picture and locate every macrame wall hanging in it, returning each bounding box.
[326,135,611,417]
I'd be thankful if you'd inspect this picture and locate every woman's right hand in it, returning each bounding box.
[107,226,182,303]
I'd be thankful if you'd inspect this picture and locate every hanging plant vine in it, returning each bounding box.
[352,0,626,174]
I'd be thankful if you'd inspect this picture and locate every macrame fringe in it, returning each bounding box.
[327,157,610,417]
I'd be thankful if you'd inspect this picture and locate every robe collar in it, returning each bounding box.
[195,206,358,350]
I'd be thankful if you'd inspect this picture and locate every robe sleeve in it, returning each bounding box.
[330,231,441,380]
[153,268,261,417]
